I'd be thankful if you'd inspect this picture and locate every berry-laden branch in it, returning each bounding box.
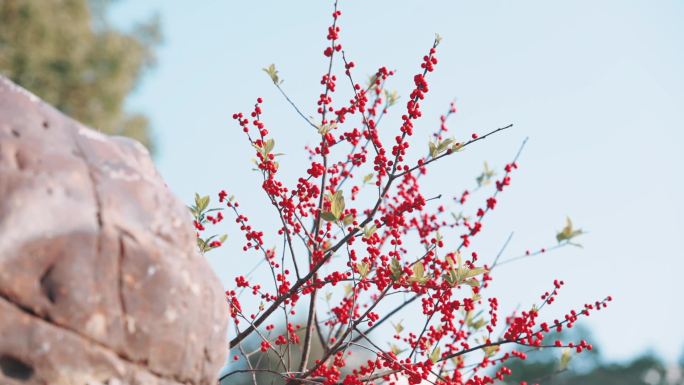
[199,2,611,385]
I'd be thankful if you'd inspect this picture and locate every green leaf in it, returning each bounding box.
[413,261,424,278]
[443,272,456,286]
[262,63,281,84]
[197,195,211,212]
[475,161,496,187]
[342,214,354,226]
[264,138,275,154]
[356,262,370,279]
[451,142,464,152]
[367,73,380,88]
[195,194,210,213]
[390,258,403,280]
[410,261,429,284]
[559,349,572,370]
[451,355,464,367]
[391,321,404,334]
[363,224,378,238]
[331,190,345,219]
[483,345,500,357]
[317,122,337,135]
[320,211,338,222]
[429,347,441,363]
[428,141,438,158]
[556,216,583,243]
[219,234,228,244]
[468,317,487,331]
[462,267,488,279]
[188,205,197,217]
[196,238,210,253]
[390,343,407,355]
[436,138,454,154]
[435,33,443,45]
[363,173,374,184]
[385,89,399,107]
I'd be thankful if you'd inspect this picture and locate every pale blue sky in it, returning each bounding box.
[110,1,684,363]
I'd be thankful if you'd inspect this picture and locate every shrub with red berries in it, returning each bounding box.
[192,2,610,384]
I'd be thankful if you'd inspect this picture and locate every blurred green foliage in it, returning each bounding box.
[0,0,160,151]
[221,324,684,385]
[503,326,682,385]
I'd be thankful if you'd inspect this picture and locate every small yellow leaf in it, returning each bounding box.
[483,345,500,357]
[363,224,377,238]
[559,348,572,370]
[331,190,345,219]
[385,89,399,107]
[410,261,429,284]
[262,63,281,84]
[390,344,407,355]
[320,211,338,222]
[342,214,354,226]
[391,321,404,334]
[317,122,337,135]
[356,262,370,279]
[435,33,443,45]
[264,138,275,154]
[429,347,441,363]
[390,258,403,280]
[556,216,583,243]
[428,141,438,158]
[462,267,488,279]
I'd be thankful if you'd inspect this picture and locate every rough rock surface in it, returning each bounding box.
[0,76,228,385]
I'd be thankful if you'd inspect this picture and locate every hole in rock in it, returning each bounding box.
[0,355,34,380]
[40,265,58,303]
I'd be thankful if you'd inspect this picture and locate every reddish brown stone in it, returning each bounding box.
[0,76,227,385]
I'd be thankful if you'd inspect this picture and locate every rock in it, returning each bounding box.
[0,76,228,385]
